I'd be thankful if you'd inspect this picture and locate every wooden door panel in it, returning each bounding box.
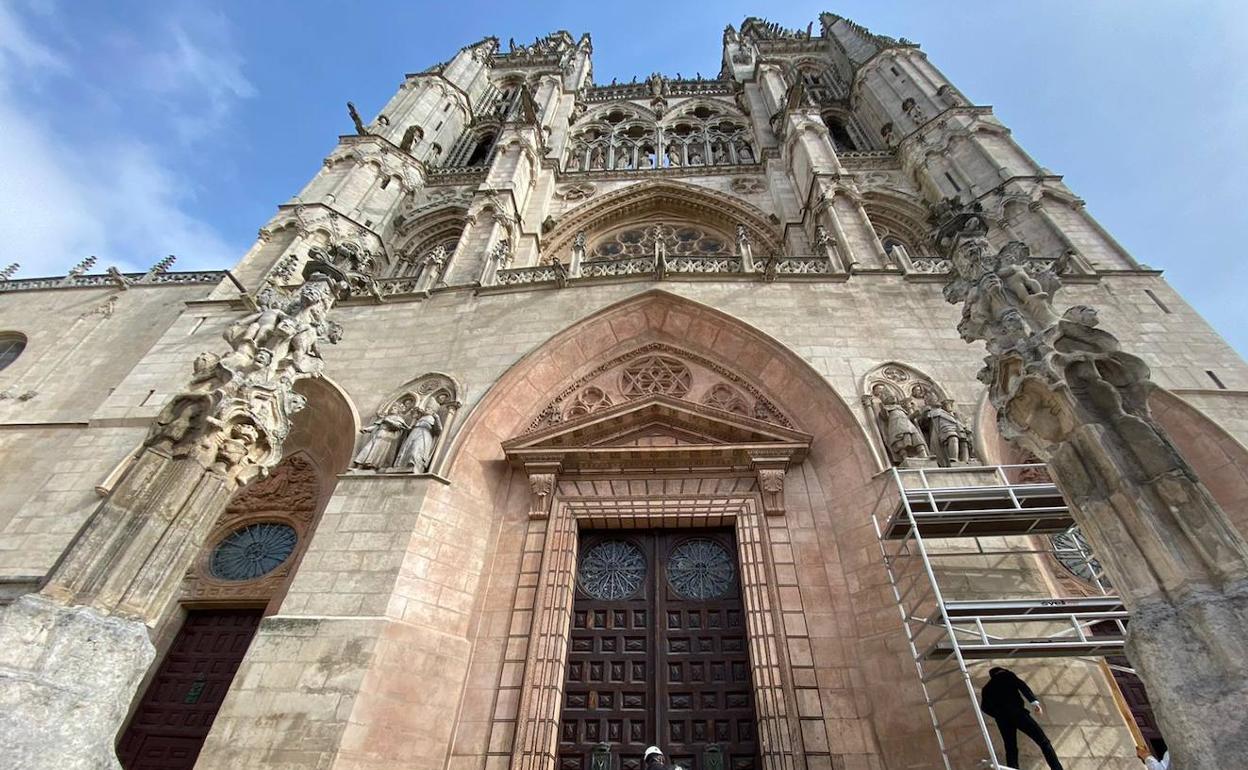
[118,608,262,770]
[560,529,758,770]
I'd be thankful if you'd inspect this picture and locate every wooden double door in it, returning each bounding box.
[560,529,758,770]
[117,608,263,769]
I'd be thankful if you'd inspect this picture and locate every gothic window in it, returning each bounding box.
[578,539,647,600]
[824,115,857,152]
[210,522,298,581]
[620,355,692,398]
[465,132,496,167]
[666,538,735,600]
[0,333,26,371]
[589,224,728,260]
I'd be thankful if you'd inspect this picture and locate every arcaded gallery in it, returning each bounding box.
[0,12,1245,770]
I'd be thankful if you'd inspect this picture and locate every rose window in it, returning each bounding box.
[590,224,727,260]
[578,540,647,600]
[620,355,692,398]
[667,539,735,600]
[210,522,298,581]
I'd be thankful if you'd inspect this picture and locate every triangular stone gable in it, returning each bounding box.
[503,395,811,471]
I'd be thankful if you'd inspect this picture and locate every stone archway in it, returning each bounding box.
[405,290,940,770]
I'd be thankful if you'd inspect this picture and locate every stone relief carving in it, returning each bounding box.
[563,386,614,420]
[556,182,596,201]
[528,343,794,433]
[620,355,692,398]
[146,259,355,486]
[351,373,460,475]
[702,382,750,416]
[730,177,766,195]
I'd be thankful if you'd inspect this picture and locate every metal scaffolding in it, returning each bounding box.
[871,464,1128,770]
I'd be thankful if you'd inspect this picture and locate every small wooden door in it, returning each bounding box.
[560,529,758,770]
[117,608,263,769]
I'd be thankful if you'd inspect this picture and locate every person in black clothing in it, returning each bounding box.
[980,666,1065,770]
[643,746,667,769]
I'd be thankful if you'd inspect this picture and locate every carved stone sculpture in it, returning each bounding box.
[915,392,973,466]
[148,260,352,486]
[874,389,929,465]
[352,410,411,470]
[394,410,443,472]
[937,201,1248,769]
[347,101,368,135]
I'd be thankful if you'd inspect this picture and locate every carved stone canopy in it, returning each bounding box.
[503,394,811,473]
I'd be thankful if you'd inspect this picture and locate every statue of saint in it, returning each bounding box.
[352,410,411,470]
[917,392,973,466]
[874,388,929,464]
[394,410,443,473]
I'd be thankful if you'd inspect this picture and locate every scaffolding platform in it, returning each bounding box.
[871,464,1127,770]
[882,471,1072,539]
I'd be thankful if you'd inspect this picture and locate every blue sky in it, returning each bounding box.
[0,1,1245,355]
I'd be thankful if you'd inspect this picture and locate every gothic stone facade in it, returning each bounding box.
[1,13,1246,770]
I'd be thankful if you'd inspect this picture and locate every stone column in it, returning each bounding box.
[936,204,1248,770]
[0,259,358,769]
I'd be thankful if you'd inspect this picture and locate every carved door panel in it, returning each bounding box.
[560,530,758,770]
[118,608,263,770]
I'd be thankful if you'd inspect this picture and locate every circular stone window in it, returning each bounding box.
[667,538,735,600]
[1051,530,1111,588]
[578,540,647,600]
[210,522,298,581]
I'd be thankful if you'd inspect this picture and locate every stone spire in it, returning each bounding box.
[936,200,1248,770]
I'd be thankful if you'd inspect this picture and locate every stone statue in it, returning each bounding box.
[352,410,411,470]
[347,101,368,135]
[874,388,928,465]
[916,391,973,466]
[666,144,681,167]
[713,142,729,164]
[393,410,442,473]
[737,142,754,163]
[399,125,420,153]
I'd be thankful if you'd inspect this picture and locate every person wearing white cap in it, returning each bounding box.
[643,745,667,768]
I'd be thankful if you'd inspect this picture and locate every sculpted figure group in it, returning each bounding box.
[352,406,443,474]
[867,383,975,468]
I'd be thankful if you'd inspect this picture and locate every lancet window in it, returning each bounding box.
[564,102,756,173]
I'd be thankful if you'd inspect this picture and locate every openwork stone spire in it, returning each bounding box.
[936,200,1248,770]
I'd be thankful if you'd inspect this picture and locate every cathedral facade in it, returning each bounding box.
[0,13,1246,770]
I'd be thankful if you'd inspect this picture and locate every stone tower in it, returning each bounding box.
[0,13,1244,770]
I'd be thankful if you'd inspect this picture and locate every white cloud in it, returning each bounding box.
[0,2,251,277]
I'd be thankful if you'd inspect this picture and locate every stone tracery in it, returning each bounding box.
[528,343,793,432]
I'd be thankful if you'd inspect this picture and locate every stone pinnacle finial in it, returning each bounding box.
[67,256,97,279]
